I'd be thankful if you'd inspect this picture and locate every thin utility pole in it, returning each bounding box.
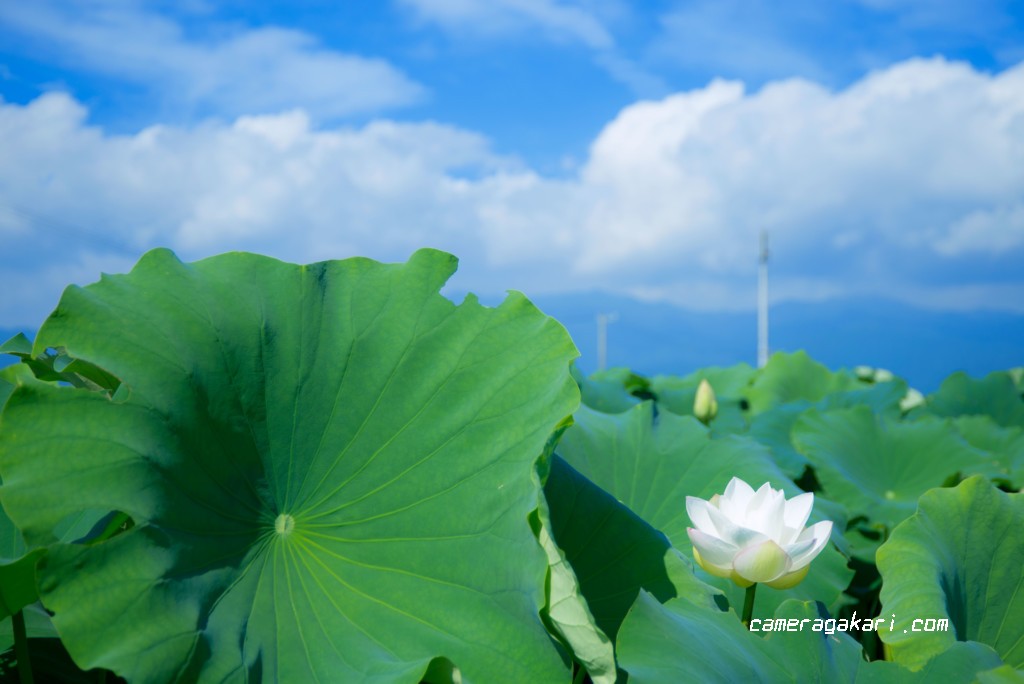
[757,231,770,368]
[596,312,617,371]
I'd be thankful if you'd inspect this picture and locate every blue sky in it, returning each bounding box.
[1,1,1023,343]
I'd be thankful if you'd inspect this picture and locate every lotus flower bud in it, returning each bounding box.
[693,379,718,424]
[686,478,833,589]
[900,387,925,412]
[873,368,894,383]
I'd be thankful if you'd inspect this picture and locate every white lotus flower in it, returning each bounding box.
[686,478,833,589]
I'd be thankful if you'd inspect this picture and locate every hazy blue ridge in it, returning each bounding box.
[4,295,1022,392]
[530,293,1024,393]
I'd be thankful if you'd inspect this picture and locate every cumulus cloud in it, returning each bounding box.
[1,56,1023,326]
[0,93,507,259]
[576,57,1024,275]
[0,92,564,324]
[0,2,423,120]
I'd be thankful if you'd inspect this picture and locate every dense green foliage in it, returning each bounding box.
[0,249,1021,682]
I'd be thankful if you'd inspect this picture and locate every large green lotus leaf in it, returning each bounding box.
[891,643,1006,684]
[617,597,864,683]
[953,416,1024,487]
[744,351,862,416]
[617,594,1003,683]
[0,500,115,621]
[0,602,60,654]
[744,381,908,482]
[923,371,1024,429]
[0,248,581,683]
[615,590,790,682]
[573,366,646,414]
[746,400,814,478]
[975,665,1024,684]
[851,643,1003,679]
[650,363,755,405]
[758,600,865,682]
[531,427,617,684]
[532,502,615,684]
[856,642,1004,683]
[0,365,43,676]
[818,379,909,417]
[0,549,44,619]
[0,365,17,405]
[1,332,121,392]
[557,403,852,619]
[651,364,756,403]
[761,601,1002,683]
[792,406,991,532]
[649,365,753,434]
[1,365,103,621]
[543,454,720,645]
[877,476,1024,670]
[1010,368,1024,392]
[0,334,33,357]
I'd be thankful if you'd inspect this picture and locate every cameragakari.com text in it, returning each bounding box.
[749,613,950,635]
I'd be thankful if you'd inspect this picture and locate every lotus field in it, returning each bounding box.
[0,248,1022,683]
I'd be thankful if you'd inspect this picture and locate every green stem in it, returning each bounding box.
[571,661,587,684]
[12,609,34,684]
[742,583,758,630]
[864,524,890,660]
[863,583,883,660]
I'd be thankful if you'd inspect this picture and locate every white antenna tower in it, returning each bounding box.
[596,312,618,371]
[758,231,770,368]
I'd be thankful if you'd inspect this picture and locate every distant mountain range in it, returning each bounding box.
[529,292,1023,393]
[3,293,1021,393]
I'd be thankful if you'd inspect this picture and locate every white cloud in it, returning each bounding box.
[0,3,423,120]
[0,92,507,258]
[398,0,667,96]
[2,57,1024,326]
[935,204,1024,255]
[652,1,834,85]
[575,57,1024,274]
[0,92,551,325]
